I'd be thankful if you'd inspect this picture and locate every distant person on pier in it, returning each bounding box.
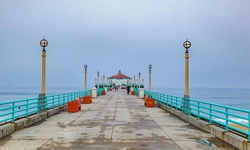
[127,85,130,95]
[114,86,117,91]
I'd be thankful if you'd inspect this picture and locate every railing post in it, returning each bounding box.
[198,102,200,120]
[45,96,48,112]
[57,95,60,106]
[209,104,212,125]
[56,95,61,107]
[188,100,191,116]
[12,102,15,122]
[37,97,40,114]
[166,95,168,105]
[175,97,177,109]
[38,93,46,113]
[181,98,184,112]
[182,97,189,114]
[171,96,173,107]
[225,108,229,132]
[26,100,28,118]
[52,95,55,108]
[160,94,162,102]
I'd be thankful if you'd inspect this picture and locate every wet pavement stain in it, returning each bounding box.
[196,137,238,149]
[135,134,144,136]
[103,121,128,126]
[57,122,67,128]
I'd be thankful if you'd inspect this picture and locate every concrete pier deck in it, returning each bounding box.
[0,90,237,150]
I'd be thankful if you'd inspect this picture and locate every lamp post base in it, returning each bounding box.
[183,95,190,114]
[38,93,46,113]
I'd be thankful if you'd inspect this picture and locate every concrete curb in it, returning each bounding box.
[155,101,250,150]
[0,105,67,139]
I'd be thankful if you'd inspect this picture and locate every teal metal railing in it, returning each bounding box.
[97,87,104,96]
[0,90,91,124]
[134,86,139,96]
[145,90,250,140]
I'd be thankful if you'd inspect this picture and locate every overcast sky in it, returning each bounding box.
[0,0,250,91]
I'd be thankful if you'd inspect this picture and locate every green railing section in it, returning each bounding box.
[145,90,250,140]
[0,90,91,123]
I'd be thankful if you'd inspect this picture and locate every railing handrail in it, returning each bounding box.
[145,90,250,113]
[0,89,91,124]
[144,90,250,140]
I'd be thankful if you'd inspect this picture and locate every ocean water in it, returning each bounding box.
[152,87,250,110]
[1,86,249,110]
[0,87,83,102]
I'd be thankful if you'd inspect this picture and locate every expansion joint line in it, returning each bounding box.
[109,92,119,150]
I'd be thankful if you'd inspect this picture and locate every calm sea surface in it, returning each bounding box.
[153,87,250,110]
[0,87,250,110]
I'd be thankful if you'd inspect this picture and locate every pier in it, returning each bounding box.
[0,90,238,150]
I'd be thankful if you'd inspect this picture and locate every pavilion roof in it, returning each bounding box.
[108,70,131,79]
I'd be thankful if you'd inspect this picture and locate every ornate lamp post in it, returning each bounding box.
[97,71,100,89]
[138,72,141,89]
[39,38,48,112]
[40,38,48,95]
[148,64,152,92]
[183,40,191,98]
[183,40,191,113]
[134,75,136,89]
[84,64,88,91]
